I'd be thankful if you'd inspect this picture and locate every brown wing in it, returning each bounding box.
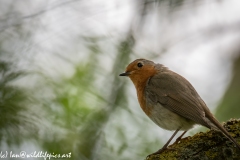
[145,70,211,128]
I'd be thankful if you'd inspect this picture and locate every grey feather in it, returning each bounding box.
[145,65,212,128]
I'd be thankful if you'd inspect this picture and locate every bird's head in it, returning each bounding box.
[119,59,157,87]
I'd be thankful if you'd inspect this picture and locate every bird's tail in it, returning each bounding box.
[207,115,240,150]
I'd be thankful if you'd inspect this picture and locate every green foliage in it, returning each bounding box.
[0,60,37,145]
[216,56,240,121]
[38,37,133,159]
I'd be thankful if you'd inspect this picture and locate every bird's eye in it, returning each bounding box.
[137,62,143,68]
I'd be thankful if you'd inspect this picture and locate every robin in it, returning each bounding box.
[119,58,240,156]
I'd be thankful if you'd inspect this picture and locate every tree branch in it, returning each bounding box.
[147,119,240,160]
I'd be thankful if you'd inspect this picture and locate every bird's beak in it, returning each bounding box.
[119,71,130,76]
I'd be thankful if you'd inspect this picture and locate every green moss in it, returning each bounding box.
[204,148,218,159]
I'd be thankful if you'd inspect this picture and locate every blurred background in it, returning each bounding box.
[0,0,240,159]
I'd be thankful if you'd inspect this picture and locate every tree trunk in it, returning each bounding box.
[147,119,240,160]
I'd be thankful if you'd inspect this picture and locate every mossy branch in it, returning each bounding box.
[147,119,240,160]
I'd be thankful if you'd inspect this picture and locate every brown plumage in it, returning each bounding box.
[120,58,240,156]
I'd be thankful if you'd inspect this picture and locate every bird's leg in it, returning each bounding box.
[173,130,187,145]
[147,128,180,158]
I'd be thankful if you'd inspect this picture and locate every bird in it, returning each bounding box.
[119,58,240,157]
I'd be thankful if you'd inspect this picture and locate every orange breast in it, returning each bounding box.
[136,83,151,116]
[128,65,157,116]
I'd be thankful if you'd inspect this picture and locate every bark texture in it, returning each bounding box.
[147,119,240,160]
